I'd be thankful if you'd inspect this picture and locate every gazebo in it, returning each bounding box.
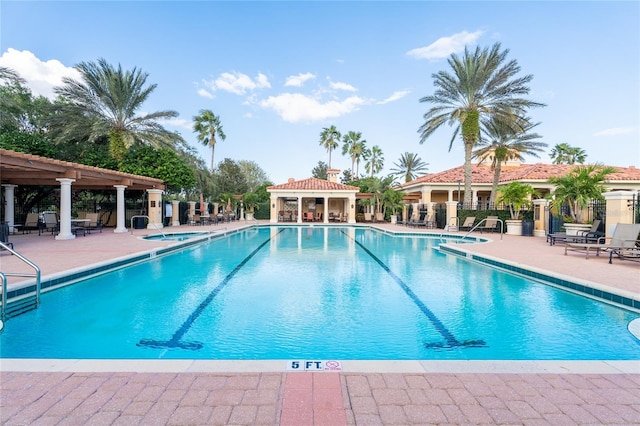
[267,169,359,224]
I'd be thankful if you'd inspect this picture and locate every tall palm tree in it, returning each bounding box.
[418,42,544,205]
[353,140,367,177]
[319,125,341,168]
[50,58,182,161]
[341,131,365,175]
[193,109,226,171]
[473,116,547,204]
[364,145,384,177]
[549,143,587,165]
[390,152,429,183]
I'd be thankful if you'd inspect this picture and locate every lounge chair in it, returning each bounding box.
[565,223,640,259]
[23,212,40,234]
[479,216,499,233]
[85,213,103,233]
[548,219,602,246]
[39,212,59,236]
[460,216,476,231]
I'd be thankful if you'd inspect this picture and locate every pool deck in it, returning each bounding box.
[1,221,639,425]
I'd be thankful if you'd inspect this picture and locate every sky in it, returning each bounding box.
[1,1,639,185]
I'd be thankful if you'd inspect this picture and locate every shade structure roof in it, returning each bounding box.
[0,149,165,191]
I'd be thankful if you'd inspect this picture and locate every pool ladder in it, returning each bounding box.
[0,242,41,323]
[130,215,166,238]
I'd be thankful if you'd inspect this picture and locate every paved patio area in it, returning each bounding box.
[1,221,639,425]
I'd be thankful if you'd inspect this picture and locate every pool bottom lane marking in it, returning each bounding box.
[343,230,486,350]
[138,229,284,351]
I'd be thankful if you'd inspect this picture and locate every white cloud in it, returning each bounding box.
[159,117,192,131]
[593,127,636,137]
[329,81,357,92]
[203,71,271,95]
[259,93,365,123]
[285,72,315,87]
[0,48,81,99]
[197,88,214,99]
[377,90,411,105]
[407,30,484,60]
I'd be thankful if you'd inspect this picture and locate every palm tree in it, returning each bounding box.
[549,143,587,165]
[473,116,547,204]
[418,42,544,205]
[390,152,429,183]
[364,145,384,177]
[319,125,341,168]
[193,109,226,171]
[353,140,367,177]
[548,164,616,223]
[50,58,182,161]
[341,131,365,175]
[0,66,24,84]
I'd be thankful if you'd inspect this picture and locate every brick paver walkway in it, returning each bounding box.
[2,371,640,425]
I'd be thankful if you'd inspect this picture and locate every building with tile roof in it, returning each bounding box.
[267,169,359,223]
[399,162,640,209]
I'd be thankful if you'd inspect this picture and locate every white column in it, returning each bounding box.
[114,185,128,233]
[297,197,303,223]
[55,178,76,240]
[2,184,17,232]
[171,200,180,226]
[323,197,329,223]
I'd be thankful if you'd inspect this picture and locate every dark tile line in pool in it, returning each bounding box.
[439,245,639,310]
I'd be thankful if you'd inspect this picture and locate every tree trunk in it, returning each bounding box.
[464,141,473,206]
[490,162,502,206]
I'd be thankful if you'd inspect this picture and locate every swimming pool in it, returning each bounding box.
[1,226,638,360]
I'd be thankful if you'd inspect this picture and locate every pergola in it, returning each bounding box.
[1,149,165,239]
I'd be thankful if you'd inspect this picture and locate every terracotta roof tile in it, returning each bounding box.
[268,177,359,191]
[403,163,640,187]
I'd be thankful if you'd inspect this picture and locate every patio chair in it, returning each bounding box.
[85,213,103,233]
[460,216,476,231]
[479,216,499,233]
[565,223,640,259]
[23,212,40,234]
[548,220,603,246]
[303,212,313,222]
[576,219,603,243]
[315,212,323,222]
[39,212,59,236]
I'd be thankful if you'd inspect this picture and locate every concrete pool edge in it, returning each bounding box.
[1,359,638,374]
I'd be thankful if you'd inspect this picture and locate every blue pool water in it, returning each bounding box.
[1,226,638,360]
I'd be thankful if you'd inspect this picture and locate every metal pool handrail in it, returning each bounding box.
[130,215,166,238]
[0,242,42,322]
[461,217,503,240]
